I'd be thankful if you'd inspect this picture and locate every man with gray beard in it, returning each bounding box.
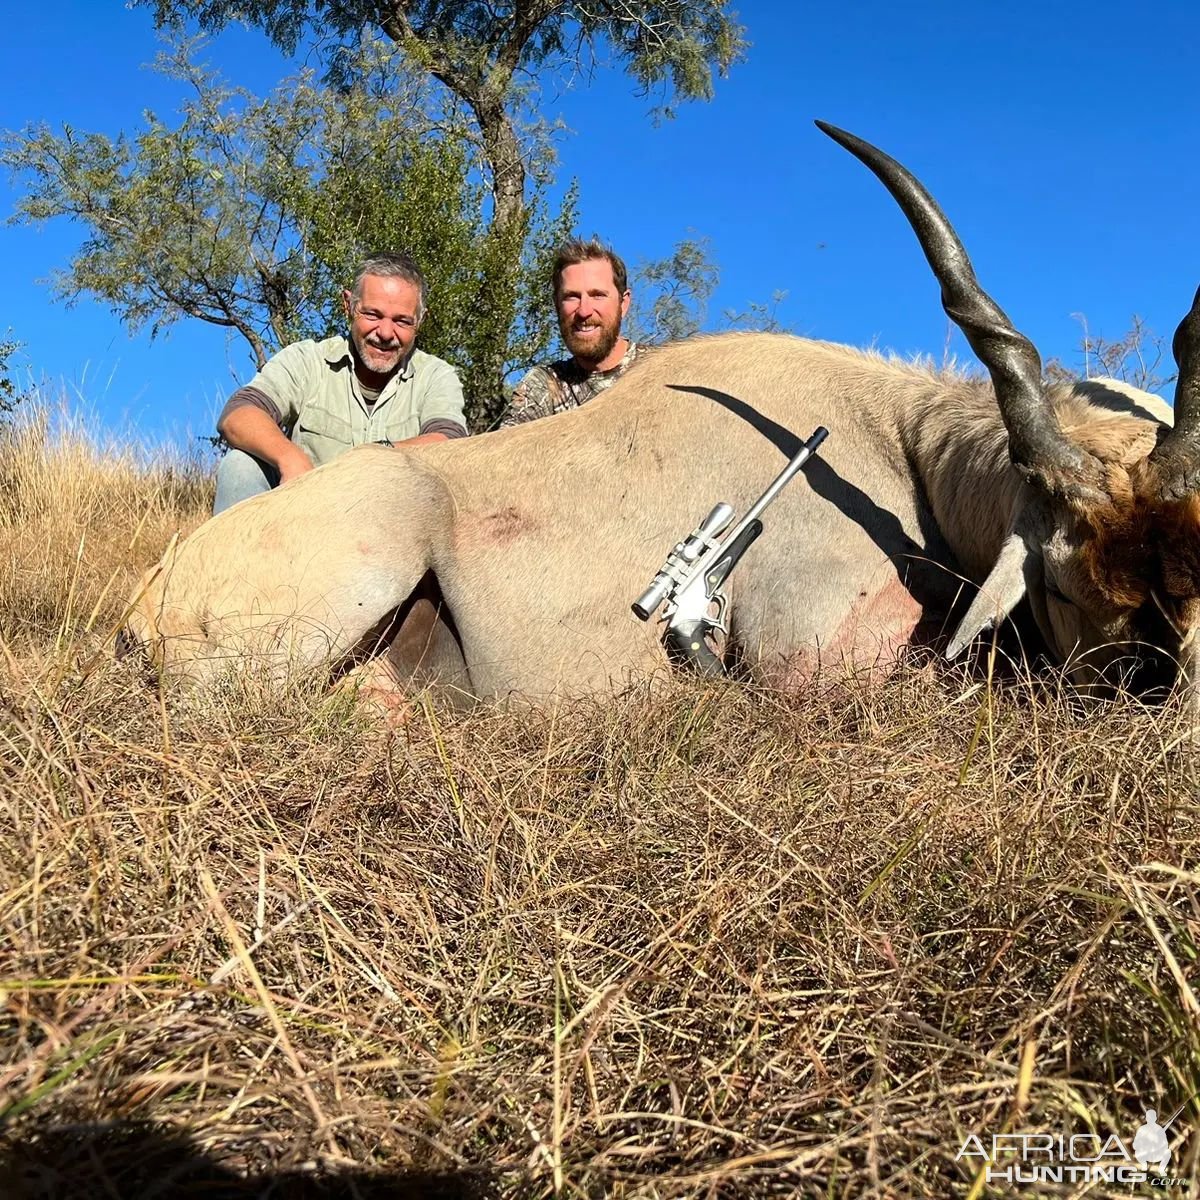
[501,238,641,427]
[213,251,467,514]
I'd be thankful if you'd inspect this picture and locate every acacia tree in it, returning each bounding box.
[135,0,747,412]
[627,237,792,345]
[3,38,575,428]
[626,235,718,344]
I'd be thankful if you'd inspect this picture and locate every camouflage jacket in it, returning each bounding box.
[500,341,641,428]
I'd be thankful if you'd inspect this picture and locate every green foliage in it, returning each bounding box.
[134,0,747,111]
[0,335,24,416]
[629,235,719,344]
[723,290,792,335]
[2,38,574,428]
[9,1,747,428]
[628,239,791,345]
[131,1,745,419]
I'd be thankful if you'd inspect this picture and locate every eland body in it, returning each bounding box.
[124,125,1200,707]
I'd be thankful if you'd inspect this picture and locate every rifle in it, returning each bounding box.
[632,426,829,675]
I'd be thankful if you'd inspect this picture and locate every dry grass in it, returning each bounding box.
[0,396,212,651]
[1,408,1199,1198]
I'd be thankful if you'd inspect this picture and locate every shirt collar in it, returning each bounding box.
[323,335,416,383]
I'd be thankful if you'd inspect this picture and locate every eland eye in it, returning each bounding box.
[1046,584,1071,605]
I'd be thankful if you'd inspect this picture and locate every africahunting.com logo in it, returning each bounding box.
[956,1099,1193,1187]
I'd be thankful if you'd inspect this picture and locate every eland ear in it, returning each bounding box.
[946,533,1038,658]
[946,499,1049,660]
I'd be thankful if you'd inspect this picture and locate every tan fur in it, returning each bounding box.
[123,333,1188,703]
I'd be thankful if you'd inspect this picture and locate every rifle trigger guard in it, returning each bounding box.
[706,590,729,636]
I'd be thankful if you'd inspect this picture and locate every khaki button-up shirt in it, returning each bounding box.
[246,335,466,467]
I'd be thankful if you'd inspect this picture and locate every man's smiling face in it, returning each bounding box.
[555,258,631,370]
[344,274,423,379]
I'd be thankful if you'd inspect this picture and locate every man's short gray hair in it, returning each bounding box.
[352,252,428,320]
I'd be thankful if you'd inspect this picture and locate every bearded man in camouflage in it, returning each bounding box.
[501,238,640,427]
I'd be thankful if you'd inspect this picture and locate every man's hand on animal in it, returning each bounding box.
[394,431,454,449]
[277,449,316,483]
[219,405,315,483]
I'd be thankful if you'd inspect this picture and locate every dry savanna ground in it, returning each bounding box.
[1,398,1199,1198]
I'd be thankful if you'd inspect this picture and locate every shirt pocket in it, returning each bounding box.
[294,407,354,467]
[375,408,421,444]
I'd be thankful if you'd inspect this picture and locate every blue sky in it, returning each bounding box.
[3,1,1199,449]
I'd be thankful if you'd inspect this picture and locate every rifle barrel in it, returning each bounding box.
[717,426,829,558]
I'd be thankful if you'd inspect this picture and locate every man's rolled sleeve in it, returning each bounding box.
[241,341,316,430]
[217,386,286,431]
[415,358,468,436]
[419,417,469,439]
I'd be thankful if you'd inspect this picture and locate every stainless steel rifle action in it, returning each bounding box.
[632,426,829,675]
